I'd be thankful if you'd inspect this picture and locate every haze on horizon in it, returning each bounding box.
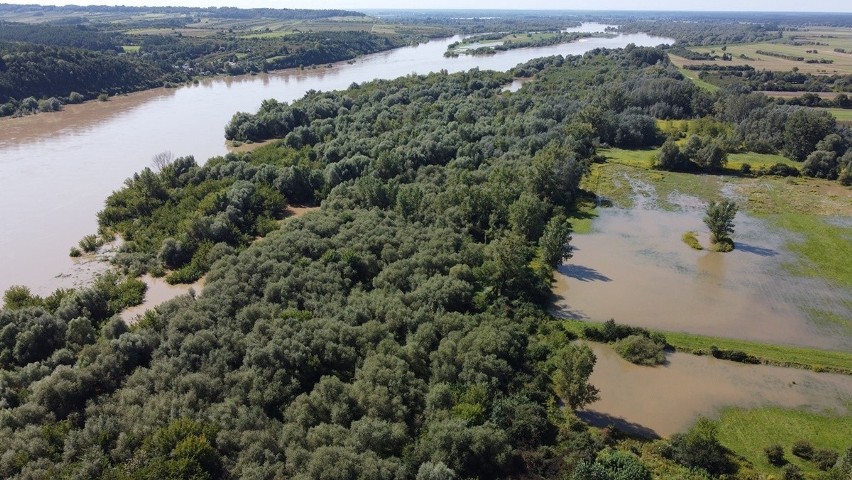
[1,0,850,13]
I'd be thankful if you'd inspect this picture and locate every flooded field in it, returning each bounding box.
[552,205,852,351]
[581,343,852,438]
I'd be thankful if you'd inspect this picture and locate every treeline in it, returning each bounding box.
[0,48,732,479]
[446,32,593,57]
[0,21,121,51]
[368,12,582,36]
[0,4,365,21]
[695,67,852,93]
[0,29,409,117]
[616,20,781,46]
[140,31,407,76]
[0,42,166,114]
[775,92,852,109]
[655,91,852,184]
[755,49,804,61]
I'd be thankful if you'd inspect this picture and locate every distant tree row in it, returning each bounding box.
[617,20,781,46]
[0,26,410,117]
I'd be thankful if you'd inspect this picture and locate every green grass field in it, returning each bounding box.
[561,319,852,374]
[677,35,852,75]
[567,200,599,234]
[726,152,798,170]
[674,64,720,92]
[772,213,852,288]
[715,407,852,476]
[824,107,852,123]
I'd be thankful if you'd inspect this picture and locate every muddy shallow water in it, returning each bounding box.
[121,275,204,324]
[581,343,852,438]
[552,206,852,351]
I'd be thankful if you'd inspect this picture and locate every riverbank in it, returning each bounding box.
[561,318,852,375]
[578,341,852,438]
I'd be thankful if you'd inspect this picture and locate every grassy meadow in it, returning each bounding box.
[716,407,852,476]
[670,27,852,75]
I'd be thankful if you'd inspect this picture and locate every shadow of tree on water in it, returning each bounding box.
[577,410,661,439]
[734,242,778,257]
[557,264,612,282]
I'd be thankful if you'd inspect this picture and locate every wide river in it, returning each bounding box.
[0,25,671,296]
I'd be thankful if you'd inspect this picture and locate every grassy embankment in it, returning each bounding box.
[560,318,852,374]
[715,407,852,477]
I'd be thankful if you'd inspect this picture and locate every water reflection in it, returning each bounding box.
[552,208,852,350]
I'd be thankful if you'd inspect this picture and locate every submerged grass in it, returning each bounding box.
[772,213,852,288]
[588,147,852,338]
[567,199,599,234]
[560,319,852,375]
[681,231,703,250]
[589,149,725,210]
[715,407,852,476]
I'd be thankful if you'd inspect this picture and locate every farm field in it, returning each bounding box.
[669,26,852,75]
[824,107,852,123]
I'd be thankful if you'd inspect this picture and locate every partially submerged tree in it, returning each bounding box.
[703,200,738,252]
[552,342,599,410]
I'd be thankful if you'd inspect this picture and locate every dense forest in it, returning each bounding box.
[0,47,734,479]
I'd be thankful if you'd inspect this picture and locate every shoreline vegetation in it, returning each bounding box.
[444,30,597,57]
[560,318,852,375]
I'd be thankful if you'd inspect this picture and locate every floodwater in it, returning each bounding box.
[120,274,204,324]
[581,343,852,438]
[0,26,672,297]
[552,205,852,351]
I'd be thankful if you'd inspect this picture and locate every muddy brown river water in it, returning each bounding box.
[581,343,852,438]
[553,207,852,351]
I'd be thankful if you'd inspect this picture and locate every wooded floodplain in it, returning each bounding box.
[1,7,852,480]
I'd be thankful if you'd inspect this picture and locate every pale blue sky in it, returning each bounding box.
[2,0,851,12]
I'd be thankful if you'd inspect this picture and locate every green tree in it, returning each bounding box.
[694,142,727,172]
[668,417,732,475]
[552,342,599,410]
[703,200,738,250]
[509,193,550,241]
[3,285,41,310]
[783,108,836,161]
[655,138,689,171]
[764,444,786,466]
[539,214,573,267]
[416,461,456,480]
[802,150,839,179]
